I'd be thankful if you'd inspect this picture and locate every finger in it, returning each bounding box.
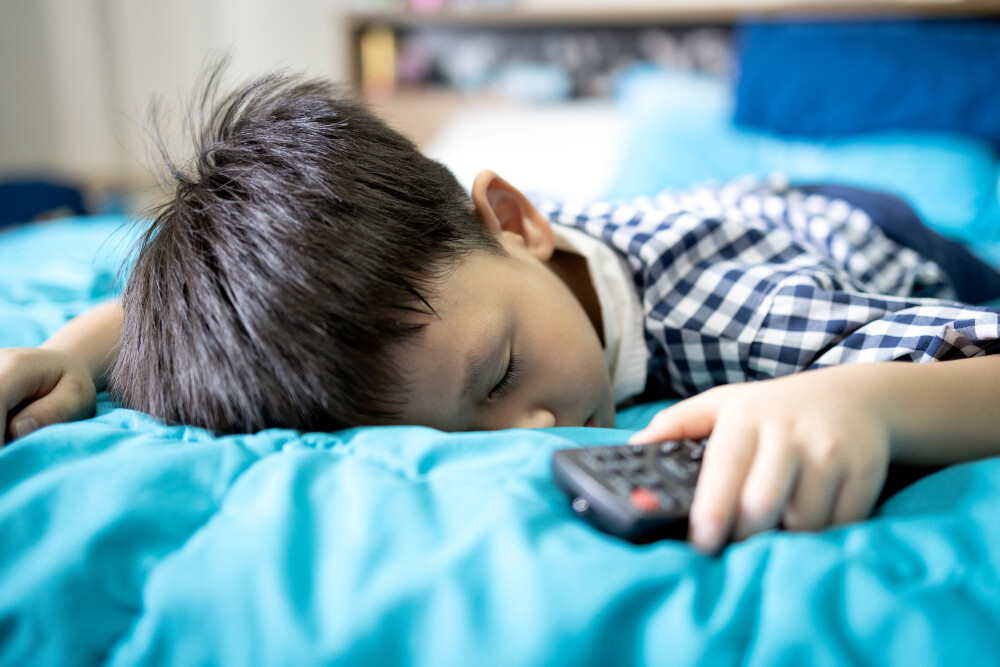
[829,459,887,526]
[1,349,60,412]
[1,350,59,443]
[7,373,95,440]
[628,389,725,444]
[687,417,758,553]
[732,424,801,542]
[783,448,844,531]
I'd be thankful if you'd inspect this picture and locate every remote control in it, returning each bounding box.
[551,439,705,543]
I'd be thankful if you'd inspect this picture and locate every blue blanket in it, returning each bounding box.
[3,216,1000,665]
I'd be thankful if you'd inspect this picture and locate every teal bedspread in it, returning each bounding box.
[3,217,1000,665]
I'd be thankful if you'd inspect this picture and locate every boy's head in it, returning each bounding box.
[112,67,614,434]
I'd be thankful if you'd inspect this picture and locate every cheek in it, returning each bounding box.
[544,309,609,392]
[522,269,611,402]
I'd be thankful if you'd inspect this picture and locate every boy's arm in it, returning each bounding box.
[879,355,1000,463]
[629,356,1000,553]
[38,300,123,392]
[1,300,122,442]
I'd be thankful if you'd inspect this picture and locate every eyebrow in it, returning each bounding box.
[460,334,507,400]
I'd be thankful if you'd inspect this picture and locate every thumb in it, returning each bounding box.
[628,390,724,444]
[8,375,96,440]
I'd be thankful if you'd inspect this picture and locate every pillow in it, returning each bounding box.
[607,66,1000,260]
[733,20,1000,143]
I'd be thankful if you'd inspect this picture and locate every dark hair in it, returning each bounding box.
[110,64,501,434]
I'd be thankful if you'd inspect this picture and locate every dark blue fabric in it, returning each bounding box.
[734,20,1000,143]
[797,184,1000,305]
[0,180,87,228]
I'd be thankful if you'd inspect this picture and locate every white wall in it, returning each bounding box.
[0,1,60,172]
[0,0,351,188]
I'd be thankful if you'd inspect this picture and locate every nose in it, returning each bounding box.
[515,407,557,429]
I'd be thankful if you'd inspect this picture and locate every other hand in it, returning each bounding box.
[1,347,97,444]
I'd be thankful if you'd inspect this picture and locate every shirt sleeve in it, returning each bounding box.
[747,282,1000,380]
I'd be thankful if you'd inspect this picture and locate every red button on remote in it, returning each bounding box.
[629,487,661,512]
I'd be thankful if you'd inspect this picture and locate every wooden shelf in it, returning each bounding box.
[348,0,1000,147]
[348,0,1000,28]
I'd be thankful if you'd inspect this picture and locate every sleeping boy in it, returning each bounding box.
[2,67,999,553]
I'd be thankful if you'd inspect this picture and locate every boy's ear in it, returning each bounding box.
[471,170,555,261]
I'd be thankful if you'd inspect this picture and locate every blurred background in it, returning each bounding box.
[1,0,998,241]
[1,0,349,220]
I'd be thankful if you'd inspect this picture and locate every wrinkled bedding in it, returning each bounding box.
[3,216,1000,665]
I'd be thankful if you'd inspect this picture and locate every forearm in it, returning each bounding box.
[872,355,1000,464]
[39,300,123,391]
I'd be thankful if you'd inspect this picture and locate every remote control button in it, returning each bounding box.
[658,455,695,482]
[633,470,661,488]
[654,490,678,511]
[659,441,680,455]
[580,452,614,472]
[571,497,590,514]
[629,487,661,512]
[607,474,632,497]
[623,458,645,474]
[601,457,625,473]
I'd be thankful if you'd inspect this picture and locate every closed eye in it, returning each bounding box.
[488,352,522,399]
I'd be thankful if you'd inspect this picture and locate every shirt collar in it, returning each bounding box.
[550,223,649,404]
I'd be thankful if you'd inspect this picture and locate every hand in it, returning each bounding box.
[629,365,892,553]
[1,347,97,444]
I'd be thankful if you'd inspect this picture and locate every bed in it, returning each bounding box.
[3,19,1000,666]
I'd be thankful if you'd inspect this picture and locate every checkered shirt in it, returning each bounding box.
[537,176,1000,399]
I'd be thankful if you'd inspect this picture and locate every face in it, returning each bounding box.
[391,232,615,431]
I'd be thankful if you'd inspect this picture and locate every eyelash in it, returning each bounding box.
[489,352,522,400]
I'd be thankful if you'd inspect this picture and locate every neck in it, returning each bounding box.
[547,249,604,347]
